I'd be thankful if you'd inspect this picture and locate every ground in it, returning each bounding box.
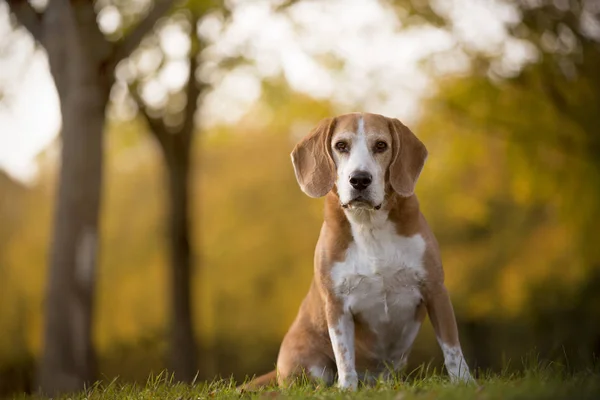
[11,363,600,400]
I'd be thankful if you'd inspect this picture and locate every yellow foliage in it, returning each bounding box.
[1,77,599,375]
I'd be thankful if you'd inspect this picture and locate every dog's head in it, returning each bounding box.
[291,113,428,210]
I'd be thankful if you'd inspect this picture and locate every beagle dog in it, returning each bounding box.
[244,112,473,390]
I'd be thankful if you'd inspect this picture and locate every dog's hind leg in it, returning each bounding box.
[276,326,336,388]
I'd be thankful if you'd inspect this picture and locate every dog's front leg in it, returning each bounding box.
[326,301,358,390]
[426,283,474,383]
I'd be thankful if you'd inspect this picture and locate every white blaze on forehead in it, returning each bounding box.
[334,116,385,206]
[347,131,374,172]
[357,115,365,136]
[350,115,370,173]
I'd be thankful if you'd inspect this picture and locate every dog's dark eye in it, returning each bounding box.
[375,141,388,152]
[335,141,349,153]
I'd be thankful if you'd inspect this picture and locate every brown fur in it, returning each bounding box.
[243,113,467,390]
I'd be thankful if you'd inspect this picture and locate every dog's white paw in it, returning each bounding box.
[450,369,475,384]
[337,372,358,391]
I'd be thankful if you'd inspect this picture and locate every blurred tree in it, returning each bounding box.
[406,0,600,366]
[388,2,600,151]
[420,0,600,270]
[128,10,204,383]
[5,0,175,394]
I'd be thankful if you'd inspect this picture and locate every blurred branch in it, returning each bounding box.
[129,85,169,150]
[129,11,204,167]
[273,0,299,11]
[180,54,199,147]
[180,21,203,147]
[114,0,175,64]
[541,70,569,116]
[6,0,44,44]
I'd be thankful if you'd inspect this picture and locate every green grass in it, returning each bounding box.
[10,362,600,400]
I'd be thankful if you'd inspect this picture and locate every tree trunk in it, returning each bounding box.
[37,85,108,395]
[135,36,201,381]
[165,151,198,382]
[5,0,174,394]
[36,0,111,394]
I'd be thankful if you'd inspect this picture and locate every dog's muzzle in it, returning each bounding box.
[341,196,382,210]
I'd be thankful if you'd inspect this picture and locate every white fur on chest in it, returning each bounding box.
[330,213,427,328]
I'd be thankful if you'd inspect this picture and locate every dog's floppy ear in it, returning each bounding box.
[388,118,428,197]
[291,117,337,198]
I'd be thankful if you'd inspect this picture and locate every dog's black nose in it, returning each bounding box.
[349,171,372,191]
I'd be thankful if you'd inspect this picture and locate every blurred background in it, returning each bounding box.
[1,0,600,396]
